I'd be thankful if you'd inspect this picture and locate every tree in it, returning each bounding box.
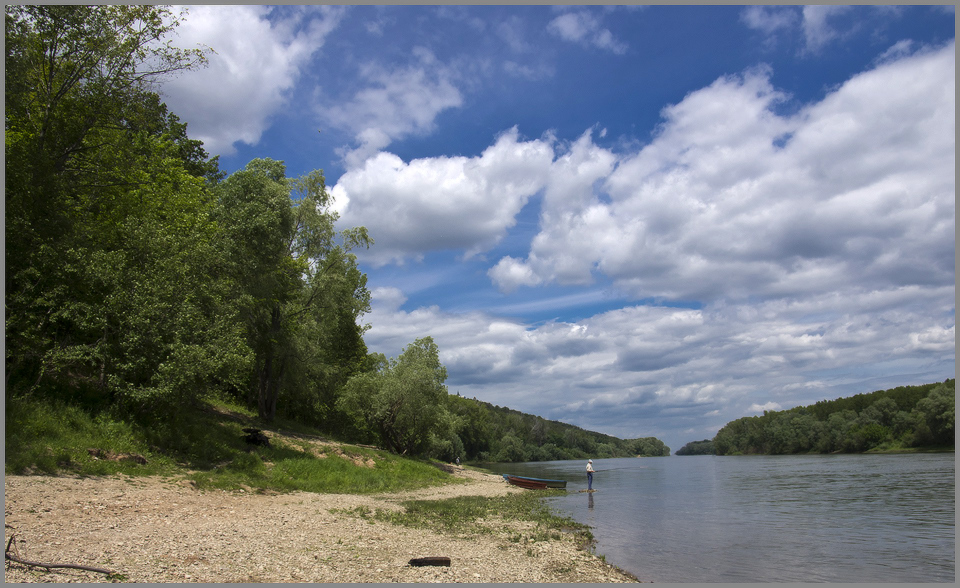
[5,5,242,410]
[337,337,452,456]
[214,160,371,421]
[493,435,529,462]
[912,383,955,446]
[676,439,715,456]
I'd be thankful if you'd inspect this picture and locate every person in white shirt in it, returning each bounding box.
[586,459,595,490]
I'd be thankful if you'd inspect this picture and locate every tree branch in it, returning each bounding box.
[5,532,117,576]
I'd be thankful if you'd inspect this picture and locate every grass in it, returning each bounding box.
[337,491,595,549]
[5,393,451,494]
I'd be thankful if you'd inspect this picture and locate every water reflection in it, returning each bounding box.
[588,492,594,510]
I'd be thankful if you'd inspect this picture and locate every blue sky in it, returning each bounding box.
[159,5,955,453]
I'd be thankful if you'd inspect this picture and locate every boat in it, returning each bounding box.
[504,475,549,490]
[503,474,567,489]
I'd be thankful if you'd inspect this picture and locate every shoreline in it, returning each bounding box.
[4,468,640,583]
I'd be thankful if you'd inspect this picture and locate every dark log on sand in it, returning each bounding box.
[409,556,451,567]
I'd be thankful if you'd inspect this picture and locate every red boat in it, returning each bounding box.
[504,475,549,490]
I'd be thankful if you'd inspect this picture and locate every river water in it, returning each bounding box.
[486,453,955,582]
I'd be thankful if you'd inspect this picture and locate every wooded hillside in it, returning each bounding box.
[709,380,954,455]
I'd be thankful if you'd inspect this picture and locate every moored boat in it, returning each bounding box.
[502,474,567,489]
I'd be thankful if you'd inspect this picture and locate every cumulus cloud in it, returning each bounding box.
[321,48,464,168]
[488,257,543,293]
[364,282,955,450]
[159,5,344,156]
[547,10,628,54]
[493,42,955,305]
[331,127,555,266]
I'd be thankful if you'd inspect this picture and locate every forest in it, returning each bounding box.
[675,380,954,456]
[5,5,666,467]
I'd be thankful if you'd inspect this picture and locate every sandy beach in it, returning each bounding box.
[4,467,640,583]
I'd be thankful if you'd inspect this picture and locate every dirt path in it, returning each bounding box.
[4,468,640,583]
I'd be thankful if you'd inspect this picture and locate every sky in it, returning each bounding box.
[157,5,955,453]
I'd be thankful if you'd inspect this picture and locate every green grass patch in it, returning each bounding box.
[189,447,450,494]
[6,393,457,495]
[5,395,179,476]
[338,490,595,548]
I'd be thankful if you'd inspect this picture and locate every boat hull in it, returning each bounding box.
[503,474,567,489]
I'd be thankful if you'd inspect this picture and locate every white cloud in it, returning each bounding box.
[364,283,954,449]
[493,43,955,304]
[488,257,543,293]
[331,127,555,266]
[547,10,627,55]
[801,5,854,53]
[740,6,799,36]
[749,401,783,414]
[322,48,464,168]
[159,5,344,156]
[370,286,407,312]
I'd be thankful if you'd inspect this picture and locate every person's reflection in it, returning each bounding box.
[588,492,594,510]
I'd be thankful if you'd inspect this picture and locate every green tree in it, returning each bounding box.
[5,5,241,411]
[911,383,955,446]
[447,394,492,460]
[214,160,371,421]
[337,337,452,456]
[676,439,715,456]
[493,434,529,462]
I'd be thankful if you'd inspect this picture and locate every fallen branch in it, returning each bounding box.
[5,533,117,576]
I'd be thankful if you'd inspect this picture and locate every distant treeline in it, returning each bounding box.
[675,439,715,456]
[676,380,954,456]
[447,394,670,462]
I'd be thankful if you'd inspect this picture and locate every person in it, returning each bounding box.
[455,456,460,466]
[586,459,595,491]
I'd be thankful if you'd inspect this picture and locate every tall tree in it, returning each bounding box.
[215,160,371,421]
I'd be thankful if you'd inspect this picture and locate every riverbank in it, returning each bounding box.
[4,467,640,583]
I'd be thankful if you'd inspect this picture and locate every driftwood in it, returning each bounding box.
[86,448,147,464]
[5,533,117,576]
[409,556,451,567]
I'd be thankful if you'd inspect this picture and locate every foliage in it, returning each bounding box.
[675,439,716,456]
[443,395,669,463]
[712,380,955,455]
[213,159,371,423]
[338,337,454,456]
[5,5,249,416]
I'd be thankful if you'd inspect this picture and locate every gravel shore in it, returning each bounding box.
[4,467,640,583]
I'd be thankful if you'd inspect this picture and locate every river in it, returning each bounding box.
[486,453,955,582]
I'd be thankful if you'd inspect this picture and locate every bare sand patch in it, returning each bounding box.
[4,467,640,583]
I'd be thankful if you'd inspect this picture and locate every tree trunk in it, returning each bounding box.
[257,305,285,422]
[257,355,273,421]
